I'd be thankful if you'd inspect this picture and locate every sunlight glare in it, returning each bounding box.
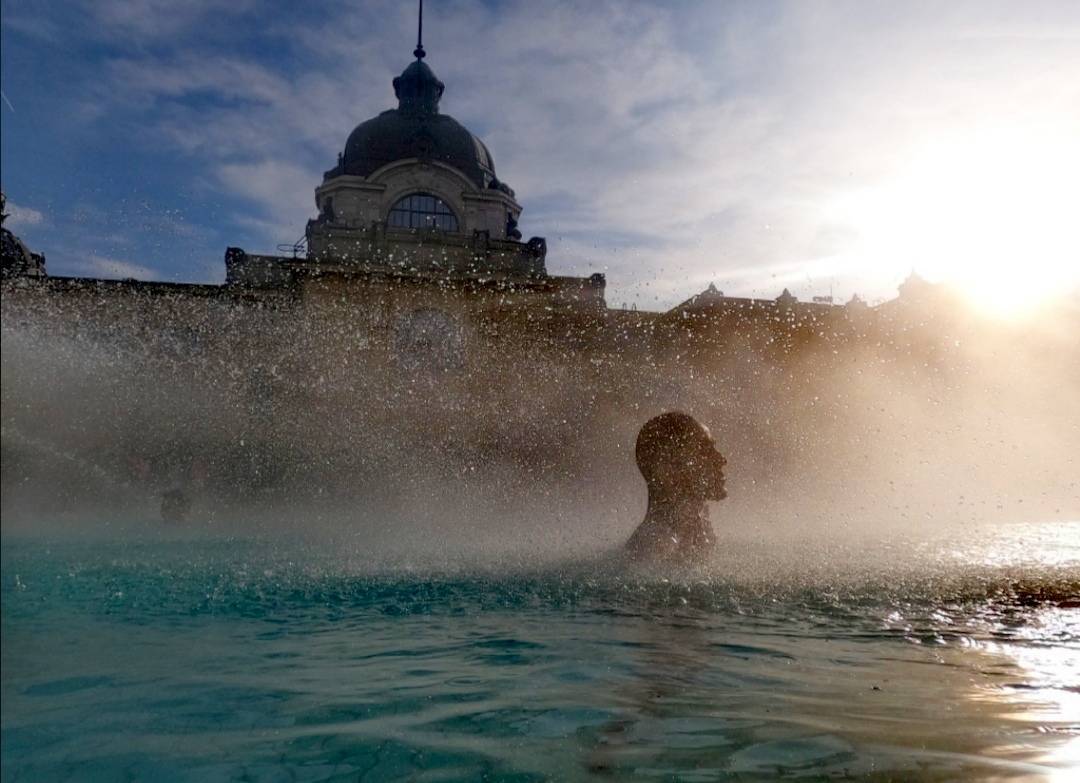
[828,127,1080,317]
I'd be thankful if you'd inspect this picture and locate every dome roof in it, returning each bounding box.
[327,58,505,193]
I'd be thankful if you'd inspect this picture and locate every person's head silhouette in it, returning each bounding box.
[636,412,727,502]
[627,412,727,561]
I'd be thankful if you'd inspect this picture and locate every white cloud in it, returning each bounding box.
[216,160,320,246]
[4,201,45,230]
[64,253,158,280]
[86,0,256,42]
[106,56,290,106]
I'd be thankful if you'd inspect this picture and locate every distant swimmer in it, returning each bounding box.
[625,412,727,564]
[160,487,192,524]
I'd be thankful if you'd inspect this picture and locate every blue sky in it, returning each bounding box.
[3,0,1078,309]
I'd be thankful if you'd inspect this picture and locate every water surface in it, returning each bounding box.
[3,521,1078,781]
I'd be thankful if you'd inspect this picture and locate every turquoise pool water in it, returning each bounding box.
[2,522,1078,781]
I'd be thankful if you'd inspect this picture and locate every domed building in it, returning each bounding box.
[320,57,518,228]
[225,42,603,307]
[306,50,536,267]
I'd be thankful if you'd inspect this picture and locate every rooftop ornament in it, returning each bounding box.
[414,0,426,60]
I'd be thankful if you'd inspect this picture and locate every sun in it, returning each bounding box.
[828,126,1080,318]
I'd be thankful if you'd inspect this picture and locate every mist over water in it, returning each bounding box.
[3,287,1078,556]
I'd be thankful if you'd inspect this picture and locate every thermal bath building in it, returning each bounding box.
[224,47,606,315]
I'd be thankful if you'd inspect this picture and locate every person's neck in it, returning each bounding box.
[644,491,707,536]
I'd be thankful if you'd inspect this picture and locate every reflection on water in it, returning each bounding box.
[1,521,1077,781]
[976,606,1080,782]
[587,600,1078,780]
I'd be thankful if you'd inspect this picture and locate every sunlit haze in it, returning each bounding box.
[826,126,1080,316]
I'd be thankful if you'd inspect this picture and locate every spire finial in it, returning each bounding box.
[414,0,425,59]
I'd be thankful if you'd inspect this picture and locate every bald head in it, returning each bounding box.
[636,412,727,502]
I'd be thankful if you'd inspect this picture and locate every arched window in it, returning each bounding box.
[387,193,459,231]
